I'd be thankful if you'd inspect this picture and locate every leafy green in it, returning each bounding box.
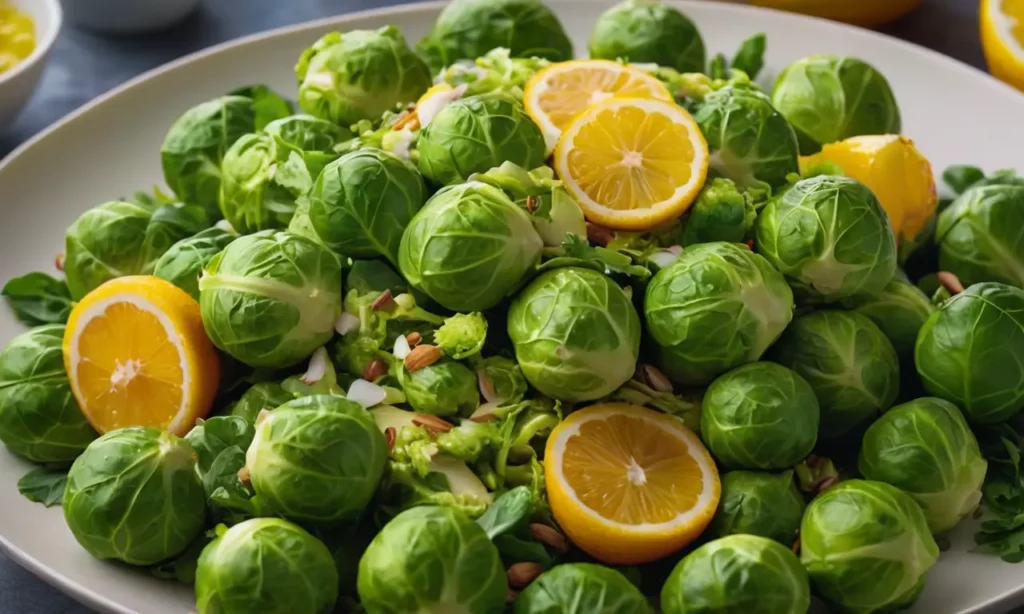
[17,467,69,507]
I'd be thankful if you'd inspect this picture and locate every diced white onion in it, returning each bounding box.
[334,312,359,335]
[393,335,412,359]
[649,249,680,269]
[300,347,329,384]
[348,379,388,408]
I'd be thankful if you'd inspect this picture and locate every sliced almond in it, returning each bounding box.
[507,562,545,589]
[586,222,614,246]
[937,271,965,295]
[371,289,394,311]
[530,523,569,553]
[412,414,453,435]
[362,358,389,382]
[384,427,396,454]
[639,364,673,394]
[477,369,500,404]
[405,344,441,372]
[406,331,422,347]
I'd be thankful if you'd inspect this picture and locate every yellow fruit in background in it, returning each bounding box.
[748,0,923,28]
[554,96,708,231]
[545,403,721,565]
[63,276,220,437]
[800,134,937,244]
[981,0,1024,92]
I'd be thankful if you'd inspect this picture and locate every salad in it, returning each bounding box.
[2,0,1024,613]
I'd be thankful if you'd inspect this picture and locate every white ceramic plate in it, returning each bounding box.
[1,1,1023,613]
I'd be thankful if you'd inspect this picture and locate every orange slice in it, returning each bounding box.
[982,0,1024,92]
[545,403,720,565]
[524,59,673,151]
[63,276,220,436]
[554,97,708,231]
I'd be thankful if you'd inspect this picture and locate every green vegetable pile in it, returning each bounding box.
[2,1,1024,613]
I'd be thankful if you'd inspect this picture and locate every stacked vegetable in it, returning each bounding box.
[2,0,1023,612]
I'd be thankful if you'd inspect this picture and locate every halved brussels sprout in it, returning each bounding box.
[0,325,96,463]
[937,183,1024,288]
[661,534,810,614]
[515,563,652,614]
[417,0,573,73]
[508,267,641,402]
[63,427,206,565]
[296,26,431,126]
[357,505,507,613]
[399,360,480,417]
[589,0,705,73]
[844,272,935,358]
[199,230,342,369]
[263,114,353,178]
[64,200,210,300]
[801,480,939,613]
[399,181,543,311]
[771,55,900,154]
[308,148,426,265]
[915,282,1024,424]
[859,397,986,533]
[644,242,794,385]
[154,226,236,300]
[708,470,805,545]
[246,395,386,524]
[195,518,339,614]
[694,86,799,189]
[771,310,899,438]
[702,362,819,470]
[755,175,897,303]
[417,94,546,186]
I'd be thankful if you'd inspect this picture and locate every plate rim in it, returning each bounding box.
[1,1,1023,613]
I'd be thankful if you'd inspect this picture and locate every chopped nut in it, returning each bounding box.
[743,239,754,251]
[586,222,614,246]
[412,414,453,434]
[405,344,442,372]
[384,427,396,454]
[937,271,965,295]
[477,369,499,403]
[406,331,422,347]
[791,537,800,555]
[362,358,388,382]
[530,523,569,553]
[54,253,65,271]
[526,195,538,212]
[810,475,839,494]
[469,412,501,423]
[371,289,394,311]
[639,364,673,394]
[507,562,545,589]
[237,467,251,485]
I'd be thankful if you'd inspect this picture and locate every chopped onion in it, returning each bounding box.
[417,83,469,128]
[393,335,412,359]
[348,379,387,408]
[667,245,683,255]
[334,312,359,336]
[301,347,329,384]
[649,249,680,269]
[476,369,501,404]
[470,401,503,423]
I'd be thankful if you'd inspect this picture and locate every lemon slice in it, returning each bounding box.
[982,0,1024,92]
[554,96,708,231]
[524,59,673,151]
[63,276,220,436]
[545,403,720,565]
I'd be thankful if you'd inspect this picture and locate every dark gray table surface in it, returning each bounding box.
[0,0,996,612]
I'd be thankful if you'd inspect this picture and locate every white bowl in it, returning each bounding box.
[59,0,201,34]
[0,0,61,130]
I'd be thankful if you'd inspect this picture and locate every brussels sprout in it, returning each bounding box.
[644,242,794,385]
[153,227,236,300]
[589,0,705,73]
[701,362,819,470]
[199,230,342,369]
[357,506,507,613]
[681,178,758,246]
[161,95,260,213]
[64,200,211,300]
[771,310,899,438]
[661,534,810,614]
[0,325,96,463]
[694,86,800,189]
[435,312,488,360]
[308,148,426,265]
[63,427,206,565]
[399,181,543,311]
[508,267,641,402]
[436,48,550,98]
[245,395,387,523]
[399,360,480,417]
[296,26,432,126]
[417,94,546,186]
[515,563,653,614]
[844,273,935,358]
[936,184,1024,287]
[417,0,573,74]
[915,282,1024,424]
[195,518,339,614]
[475,356,528,406]
[263,114,353,178]
[227,381,295,425]
[770,55,900,154]
[755,175,897,303]
[859,398,986,533]
[708,470,805,545]
[801,480,939,613]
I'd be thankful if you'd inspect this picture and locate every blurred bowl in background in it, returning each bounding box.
[60,0,201,34]
[0,0,61,131]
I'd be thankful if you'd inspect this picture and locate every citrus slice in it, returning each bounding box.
[63,276,220,436]
[982,0,1024,92]
[800,134,937,244]
[545,403,720,565]
[524,59,673,151]
[554,97,709,231]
